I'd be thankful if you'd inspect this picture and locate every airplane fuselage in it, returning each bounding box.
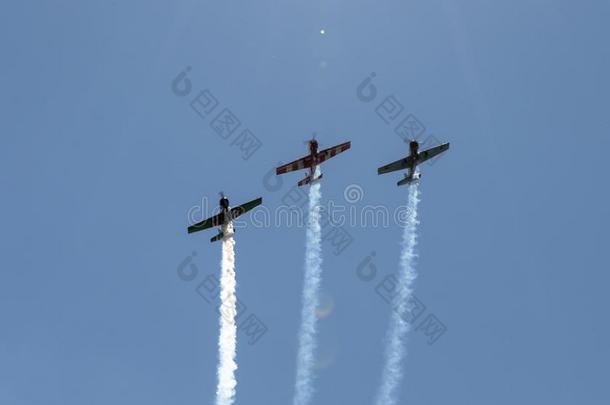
[218,197,232,224]
[308,139,319,178]
[297,139,322,186]
[407,140,419,178]
[212,197,233,241]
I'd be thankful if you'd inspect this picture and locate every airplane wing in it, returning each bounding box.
[187,212,225,234]
[276,156,314,175]
[416,143,450,164]
[230,197,263,219]
[316,141,351,164]
[377,156,414,175]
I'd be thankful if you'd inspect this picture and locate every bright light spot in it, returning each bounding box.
[315,293,334,319]
[320,29,325,35]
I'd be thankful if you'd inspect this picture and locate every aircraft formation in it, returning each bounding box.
[187,137,450,241]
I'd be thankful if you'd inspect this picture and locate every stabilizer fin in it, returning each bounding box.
[210,231,224,243]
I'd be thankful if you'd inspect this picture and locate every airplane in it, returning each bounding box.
[276,136,351,186]
[378,140,450,186]
[187,193,262,242]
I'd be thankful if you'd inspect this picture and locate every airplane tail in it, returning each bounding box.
[397,173,420,187]
[396,177,410,187]
[211,228,236,243]
[210,231,224,243]
[298,173,323,187]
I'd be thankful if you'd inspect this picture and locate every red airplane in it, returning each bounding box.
[276,136,351,186]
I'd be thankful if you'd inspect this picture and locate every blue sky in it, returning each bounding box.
[1,1,609,404]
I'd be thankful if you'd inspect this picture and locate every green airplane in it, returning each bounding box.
[187,193,262,242]
[378,140,450,186]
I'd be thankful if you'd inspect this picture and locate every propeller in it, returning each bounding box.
[303,132,317,144]
[218,191,229,210]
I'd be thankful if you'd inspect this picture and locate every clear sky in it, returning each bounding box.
[1,1,609,404]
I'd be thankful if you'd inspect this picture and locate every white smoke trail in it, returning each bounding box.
[216,222,238,405]
[293,167,323,405]
[374,185,420,405]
